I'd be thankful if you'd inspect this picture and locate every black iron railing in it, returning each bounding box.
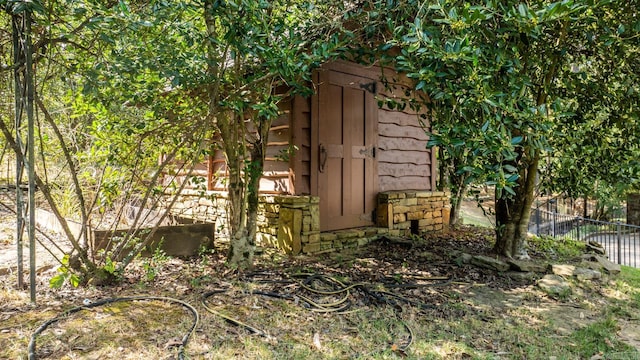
[529,208,640,268]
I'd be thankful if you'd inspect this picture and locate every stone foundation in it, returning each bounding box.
[167,191,321,255]
[376,190,451,236]
[167,189,450,255]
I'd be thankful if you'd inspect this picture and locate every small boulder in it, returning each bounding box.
[505,271,538,282]
[592,255,621,275]
[573,267,602,281]
[537,274,571,296]
[455,252,473,265]
[550,264,576,277]
[585,241,606,255]
[470,255,510,272]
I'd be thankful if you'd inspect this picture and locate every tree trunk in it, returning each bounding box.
[449,181,467,227]
[494,151,539,258]
[226,115,269,269]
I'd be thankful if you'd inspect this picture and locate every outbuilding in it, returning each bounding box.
[171,60,450,254]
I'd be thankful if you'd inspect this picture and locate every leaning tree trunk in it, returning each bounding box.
[226,114,270,269]
[494,152,539,258]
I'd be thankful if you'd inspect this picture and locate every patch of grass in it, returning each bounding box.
[570,317,635,358]
[527,235,585,261]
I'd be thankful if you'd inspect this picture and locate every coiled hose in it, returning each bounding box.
[28,296,199,360]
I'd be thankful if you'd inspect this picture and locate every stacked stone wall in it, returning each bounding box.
[167,190,320,254]
[166,189,451,255]
[377,190,451,236]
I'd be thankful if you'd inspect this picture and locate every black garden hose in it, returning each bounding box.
[28,296,199,360]
[202,273,444,355]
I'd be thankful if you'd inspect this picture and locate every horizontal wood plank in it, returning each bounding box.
[379,175,432,192]
[379,109,429,127]
[379,162,431,177]
[379,123,429,140]
[379,136,429,151]
[377,149,431,165]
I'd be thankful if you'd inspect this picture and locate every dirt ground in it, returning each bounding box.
[1,195,640,359]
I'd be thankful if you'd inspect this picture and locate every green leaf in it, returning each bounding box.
[511,136,523,145]
[49,274,66,289]
[70,274,81,288]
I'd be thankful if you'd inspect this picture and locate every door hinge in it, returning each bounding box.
[358,146,376,159]
[359,81,377,94]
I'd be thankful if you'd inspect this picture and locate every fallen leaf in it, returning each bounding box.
[313,332,322,350]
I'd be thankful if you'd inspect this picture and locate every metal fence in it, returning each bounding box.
[529,208,640,268]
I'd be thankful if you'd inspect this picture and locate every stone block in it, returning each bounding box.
[337,229,365,239]
[401,198,418,206]
[423,211,433,219]
[320,241,333,250]
[277,207,303,255]
[389,229,401,236]
[393,213,406,224]
[364,228,379,237]
[393,205,410,214]
[433,210,442,217]
[308,233,320,244]
[303,243,321,254]
[442,208,451,229]
[277,195,310,205]
[377,203,393,228]
[396,221,411,230]
[310,204,320,231]
[419,218,436,227]
[358,238,369,246]
[320,232,337,242]
[407,211,423,221]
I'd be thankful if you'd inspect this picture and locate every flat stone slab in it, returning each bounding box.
[508,259,548,273]
[574,267,602,281]
[471,255,510,272]
[505,271,538,282]
[582,254,622,275]
[537,274,571,296]
[551,264,576,277]
[593,255,621,275]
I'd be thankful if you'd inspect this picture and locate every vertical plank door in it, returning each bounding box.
[315,66,378,231]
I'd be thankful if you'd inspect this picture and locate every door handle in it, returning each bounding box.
[319,144,327,173]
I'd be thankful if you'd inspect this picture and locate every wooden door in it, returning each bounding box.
[313,65,378,231]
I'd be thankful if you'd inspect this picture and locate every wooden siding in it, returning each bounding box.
[291,95,312,195]
[377,107,433,192]
[207,98,294,194]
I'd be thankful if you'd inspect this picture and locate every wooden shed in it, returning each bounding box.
[175,60,449,253]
